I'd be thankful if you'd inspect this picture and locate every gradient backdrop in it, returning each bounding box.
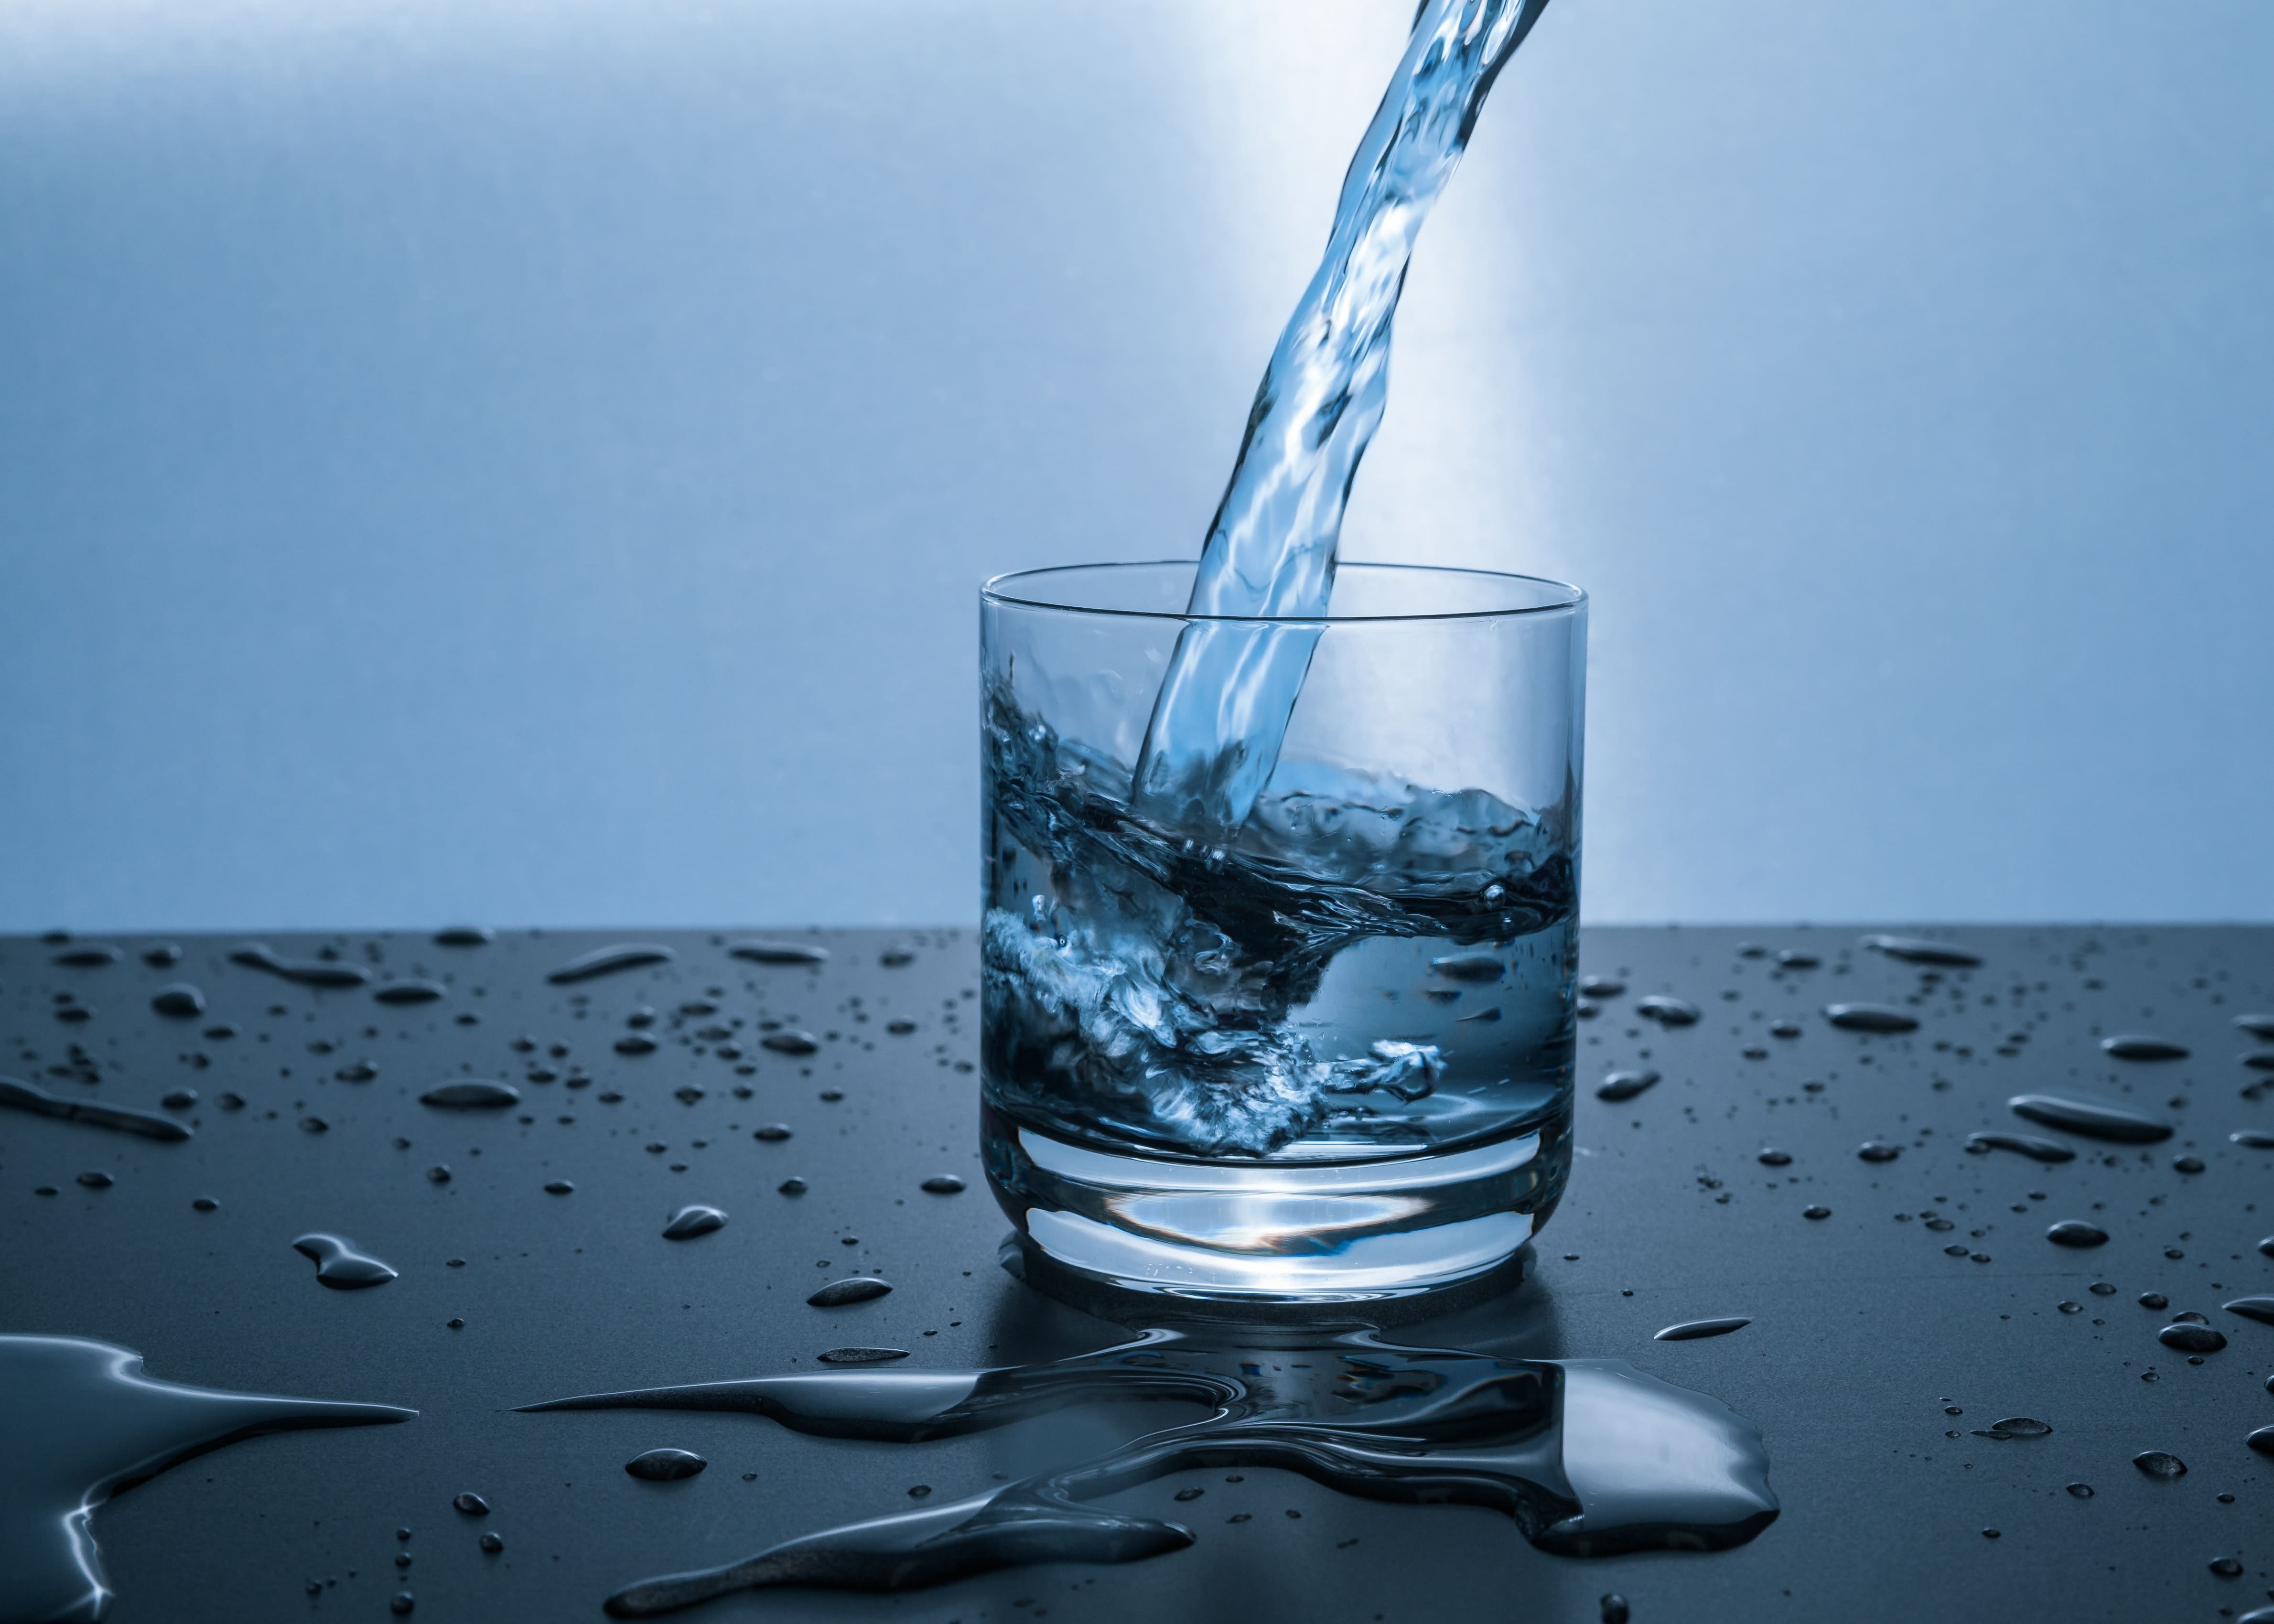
[3,0,2269,931]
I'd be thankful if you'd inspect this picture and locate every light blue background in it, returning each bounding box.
[2,0,2269,932]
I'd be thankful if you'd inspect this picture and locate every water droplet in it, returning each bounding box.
[1595,1070,1659,1102]
[2209,1557,2245,1577]
[920,1175,966,1194]
[299,1116,329,1134]
[1803,1205,1832,1221]
[1578,976,1624,998]
[228,944,371,988]
[2065,1482,2094,1498]
[192,1197,218,1212]
[2045,1221,2109,1248]
[479,1531,504,1553]
[1174,1487,1205,1502]
[336,1062,379,1083]
[1824,1004,1918,1033]
[727,941,830,966]
[0,1075,193,1142]
[453,1493,490,1515]
[390,1591,414,1613]
[778,1178,808,1196]
[142,944,183,967]
[544,1181,574,1195]
[1971,1417,2051,1440]
[1857,1142,1899,1163]
[2172,1310,2209,1325]
[2057,1301,2081,1314]
[75,1172,113,1189]
[808,1277,893,1307]
[2245,1426,2274,1456]
[546,945,675,984]
[818,1348,911,1365]
[1429,951,1505,983]
[2160,1323,2228,1354]
[662,1206,726,1240]
[420,1081,519,1110]
[293,1233,398,1289]
[2101,1034,2189,1061]
[435,926,494,946]
[1636,995,1699,1025]
[375,980,446,1006]
[2132,1450,2187,1478]
[1756,1149,1790,1166]
[1860,935,1981,967]
[2172,1155,2205,1174]
[1965,1130,2075,1163]
[625,1448,707,1482]
[2138,1292,2168,1310]
[1600,1596,1630,1624]
[616,1035,658,1056]
[754,1124,792,1141]
[1774,950,1818,969]
[150,984,205,1017]
[2007,1091,2173,1143]
[1654,1318,1750,1342]
[2234,1131,2274,1150]
[2089,1281,2117,1295]
[427,1165,451,1183]
[762,1032,820,1056]
[52,944,123,968]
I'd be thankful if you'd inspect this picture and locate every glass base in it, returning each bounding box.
[981,1102,1568,1307]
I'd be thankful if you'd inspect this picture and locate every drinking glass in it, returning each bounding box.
[980,561,1585,1304]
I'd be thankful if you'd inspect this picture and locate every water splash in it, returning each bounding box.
[1131,0,1555,837]
[518,1324,1775,1616]
[0,1335,410,1624]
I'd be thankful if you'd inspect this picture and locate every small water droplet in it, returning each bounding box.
[2172,1155,2206,1173]
[626,1448,706,1482]
[1756,1149,1790,1166]
[150,984,205,1017]
[778,1178,808,1196]
[1599,1595,1630,1624]
[1964,1131,2075,1163]
[1860,934,1981,967]
[1654,1317,1749,1342]
[754,1124,792,1141]
[427,1166,451,1184]
[479,1531,504,1553]
[2057,1301,2081,1313]
[2138,1292,2168,1310]
[192,1197,218,1212]
[1636,995,1699,1025]
[2131,1450,2187,1479]
[762,1032,820,1056]
[390,1591,414,1614]
[1802,1205,1831,1221]
[2046,1221,2108,1248]
[727,940,830,965]
[2209,1557,2245,1577]
[1578,976,1624,998]
[544,1181,574,1195]
[374,980,446,1006]
[616,1035,658,1057]
[435,926,494,946]
[1857,1141,1899,1163]
[2159,1323,2227,1353]
[921,1175,966,1194]
[1972,1417,2051,1440]
[2089,1281,2117,1295]
[453,1493,490,1516]
[818,1348,911,1365]
[2065,1482,2094,1498]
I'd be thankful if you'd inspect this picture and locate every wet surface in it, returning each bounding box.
[2,925,2272,1620]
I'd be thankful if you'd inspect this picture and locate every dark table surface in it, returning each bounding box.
[4,924,2272,1624]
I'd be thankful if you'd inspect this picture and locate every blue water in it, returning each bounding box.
[1132,0,1552,838]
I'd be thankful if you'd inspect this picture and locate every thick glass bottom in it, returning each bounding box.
[981,1101,1569,1306]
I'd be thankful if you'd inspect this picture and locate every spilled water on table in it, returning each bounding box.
[520,1317,1777,1616]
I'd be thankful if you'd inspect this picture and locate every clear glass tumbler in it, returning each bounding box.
[980,562,1585,1304]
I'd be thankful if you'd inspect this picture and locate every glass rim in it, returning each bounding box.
[981,559,1586,625]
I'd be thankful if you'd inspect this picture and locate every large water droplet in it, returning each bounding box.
[727,940,830,965]
[920,1176,966,1194]
[819,1348,912,1365]
[0,1075,193,1143]
[150,985,205,1018]
[1856,1142,1899,1163]
[1636,996,1699,1026]
[229,944,371,988]
[1860,935,1980,967]
[1654,1318,1749,1342]
[546,945,675,985]
[625,1449,707,1482]
[420,1081,519,1110]
[52,945,123,968]
[2131,1450,2187,1478]
[1595,1070,1659,1102]
[662,1206,726,1240]
[808,1278,893,1307]
[2158,1323,2227,1353]
[2101,1034,2189,1061]
[453,1493,490,1515]
[292,1233,399,1289]
[2045,1221,2109,1248]
[2008,1091,2173,1144]
[1824,1004,1918,1033]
